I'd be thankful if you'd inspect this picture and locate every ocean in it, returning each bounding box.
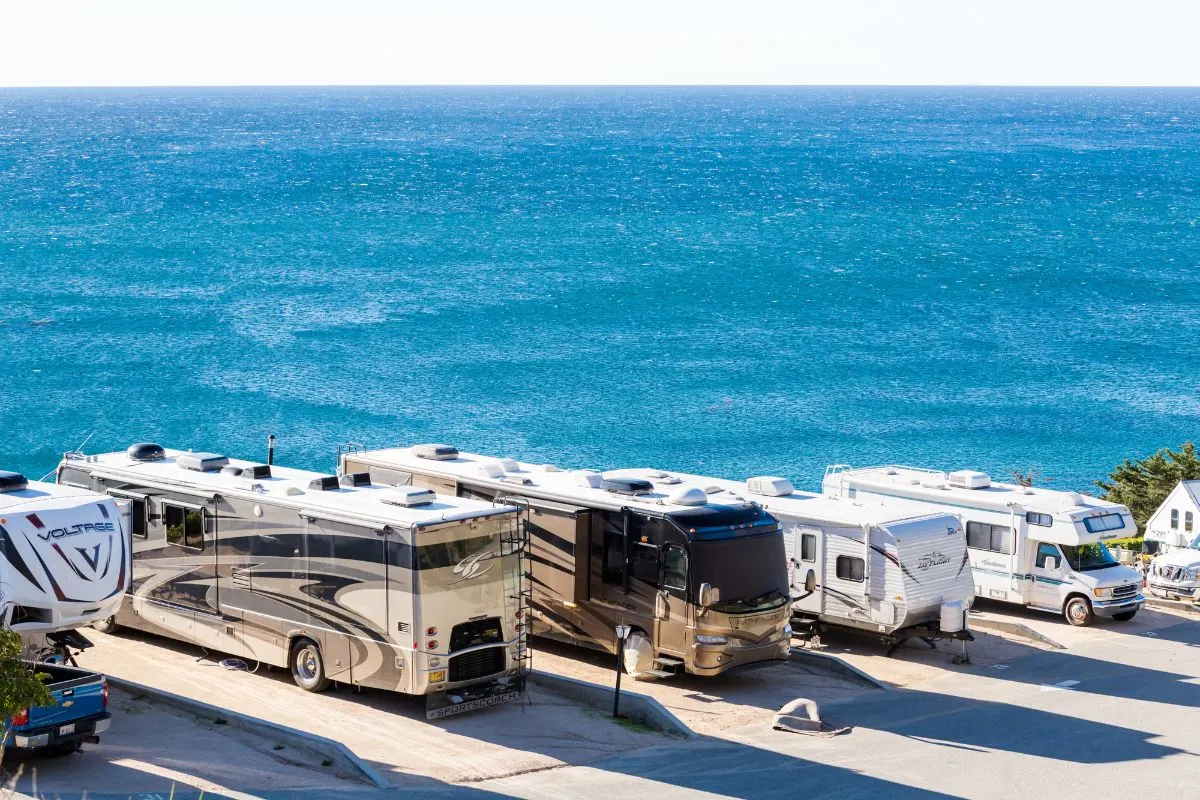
[2,87,1198,492]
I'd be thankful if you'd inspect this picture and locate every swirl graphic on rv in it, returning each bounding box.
[451,549,496,582]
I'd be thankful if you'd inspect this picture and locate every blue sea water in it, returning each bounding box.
[2,87,1199,492]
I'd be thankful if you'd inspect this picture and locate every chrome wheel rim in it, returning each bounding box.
[1068,601,1087,624]
[296,648,319,681]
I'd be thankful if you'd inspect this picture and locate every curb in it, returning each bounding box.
[967,617,1067,650]
[1145,597,1200,615]
[528,670,696,739]
[106,676,391,789]
[788,648,891,691]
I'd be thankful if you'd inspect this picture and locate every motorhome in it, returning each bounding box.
[57,444,528,718]
[340,445,793,680]
[822,465,1144,626]
[0,470,128,647]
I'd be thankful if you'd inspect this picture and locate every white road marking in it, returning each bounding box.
[1039,680,1080,692]
[990,664,1010,670]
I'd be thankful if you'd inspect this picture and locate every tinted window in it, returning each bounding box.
[966,521,1011,554]
[836,555,865,582]
[1187,512,1195,532]
[128,498,147,540]
[1082,514,1125,534]
[1171,509,1179,529]
[414,535,493,570]
[1025,512,1052,528]
[663,546,686,594]
[801,533,816,562]
[631,542,659,584]
[1035,542,1062,568]
[163,504,204,550]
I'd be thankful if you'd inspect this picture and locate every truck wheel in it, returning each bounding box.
[92,616,119,634]
[1064,596,1095,627]
[1112,610,1138,622]
[290,638,331,692]
[621,630,655,679]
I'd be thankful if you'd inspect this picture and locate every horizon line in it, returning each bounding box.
[3,83,1200,91]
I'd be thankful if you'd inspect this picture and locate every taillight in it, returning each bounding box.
[426,640,438,650]
[102,679,109,709]
[11,708,28,727]
[425,626,438,636]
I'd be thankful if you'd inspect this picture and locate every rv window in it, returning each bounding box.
[1171,510,1179,529]
[127,498,148,540]
[800,533,817,563]
[1082,513,1125,534]
[966,521,1011,554]
[1025,512,1052,528]
[1187,512,1195,533]
[163,504,204,550]
[602,531,625,585]
[663,546,687,594]
[414,535,493,570]
[631,542,659,584]
[1035,542,1062,569]
[835,555,865,582]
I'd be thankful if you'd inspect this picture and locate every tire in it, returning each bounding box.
[92,616,119,634]
[1112,610,1138,622]
[620,630,655,680]
[290,638,331,692]
[1064,596,1095,627]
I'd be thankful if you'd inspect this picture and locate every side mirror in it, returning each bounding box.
[655,592,669,620]
[698,583,720,608]
[1044,557,1057,572]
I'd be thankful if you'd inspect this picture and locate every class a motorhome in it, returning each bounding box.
[57,444,529,719]
[0,470,128,638]
[340,445,793,680]
[822,465,1144,626]
[643,472,973,654]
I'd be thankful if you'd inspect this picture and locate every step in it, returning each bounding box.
[640,668,677,679]
[653,656,684,667]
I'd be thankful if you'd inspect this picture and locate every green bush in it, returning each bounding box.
[1105,536,1145,552]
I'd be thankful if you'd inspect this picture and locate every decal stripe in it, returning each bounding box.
[0,524,44,592]
[52,543,92,582]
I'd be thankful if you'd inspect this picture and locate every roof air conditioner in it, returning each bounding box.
[747,476,794,497]
[413,444,459,461]
[948,470,991,490]
[177,453,229,472]
[496,458,519,472]
[600,477,654,496]
[668,486,708,506]
[573,471,603,489]
[0,471,28,493]
[381,487,437,507]
[476,463,504,479]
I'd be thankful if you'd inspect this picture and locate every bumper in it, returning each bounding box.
[425,676,524,720]
[11,713,111,750]
[688,635,792,677]
[1092,594,1145,618]
[1148,581,1200,600]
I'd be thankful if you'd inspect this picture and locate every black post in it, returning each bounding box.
[267,434,276,466]
[613,629,626,718]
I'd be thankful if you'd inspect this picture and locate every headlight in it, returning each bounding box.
[695,634,729,645]
[782,624,793,638]
[1093,587,1110,598]
[1189,567,1200,580]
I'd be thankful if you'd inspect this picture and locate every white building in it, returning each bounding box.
[1144,481,1200,554]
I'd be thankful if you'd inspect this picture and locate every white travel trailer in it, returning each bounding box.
[57,444,528,718]
[1143,481,1200,600]
[648,472,974,655]
[822,465,1144,626]
[0,470,128,640]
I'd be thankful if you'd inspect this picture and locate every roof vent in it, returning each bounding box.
[503,475,532,486]
[497,458,520,472]
[127,443,166,462]
[381,487,436,507]
[476,462,504,479]
[668,486,708,506]
[747,476,794,497]
[0,471,29,493]
[600,477,654,496]
[536,464,560,472]
[573,470,603,489]
[703,485,724,495]
[177,452,229,472]
[655,475,682,485]
[414,444,459,461]
[645,470,668,479]
[241,464,272,480]
[308,475,340,491]
[340,472,371,487]
[948,470,991,490]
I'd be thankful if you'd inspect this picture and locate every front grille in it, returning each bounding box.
[1112,583,1138,599]
[449,618,503,653]
[449,646,505,682]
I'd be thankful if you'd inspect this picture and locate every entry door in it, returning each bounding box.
[1030,542,1068,609]
[790,525,823,616]
[655,544,690,657]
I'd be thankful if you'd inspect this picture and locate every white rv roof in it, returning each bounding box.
[0,478,109,512]
[347,447,769,516]
[66,449,514,528]
[827,465,1128,521]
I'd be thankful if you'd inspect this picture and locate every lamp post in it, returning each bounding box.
[613,623,631,718]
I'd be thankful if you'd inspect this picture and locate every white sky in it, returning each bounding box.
[2,1,1198,87]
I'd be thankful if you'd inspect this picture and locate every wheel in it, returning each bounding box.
[1064,596,1095,627]
[92,616,119,634]
[290,638,331,692]
[620,630,655,680]
[1112,610,1138,622]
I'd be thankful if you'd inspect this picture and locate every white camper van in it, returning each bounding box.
[822,466,1144,626]
[0,470,128,636]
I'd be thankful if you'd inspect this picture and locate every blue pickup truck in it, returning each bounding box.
[5,662,111,755]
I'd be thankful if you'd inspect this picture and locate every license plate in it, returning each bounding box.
[58,723,75,736]
[426,691,521,720]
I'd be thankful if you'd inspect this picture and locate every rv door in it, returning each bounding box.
[788,524,823,616]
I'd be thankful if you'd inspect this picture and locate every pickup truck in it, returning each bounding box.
[5,663,111,755]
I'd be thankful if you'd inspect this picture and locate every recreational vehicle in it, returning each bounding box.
[822,465,1144,626]
[0,470,128,639]
[1142,481,1200,600]
[57,444,528,718]
[340,445,793,679]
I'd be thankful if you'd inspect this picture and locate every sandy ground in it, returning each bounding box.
[78,629,665,788]
[3,687,360,798]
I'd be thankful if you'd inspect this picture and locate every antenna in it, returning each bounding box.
[267,434,276,466]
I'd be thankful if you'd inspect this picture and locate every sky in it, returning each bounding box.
[1,1,1198,87]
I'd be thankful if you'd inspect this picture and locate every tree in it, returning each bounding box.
[1095,442,1200,534]
[0,630,55,750]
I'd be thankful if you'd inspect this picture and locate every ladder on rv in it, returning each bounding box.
[498,497,534,687]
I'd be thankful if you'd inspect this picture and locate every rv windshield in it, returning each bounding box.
[1059,543,1119,572]
[688,533,789,615]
